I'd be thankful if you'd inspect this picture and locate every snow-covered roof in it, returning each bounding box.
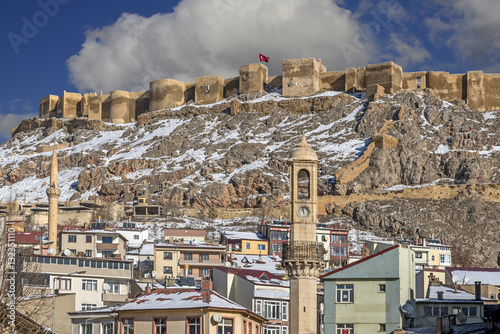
[223,231,266,241]
[139,243,155,256]
[232,254,286,276]
[446,267,500,286]
[155,242,225,249]
[116,288,250,312]
[254,289,289,300]
[418,285,484,303]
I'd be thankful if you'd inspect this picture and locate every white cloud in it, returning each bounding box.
[66,0,374,93]
[426,0,500,71]
[0,113,36,144]
[388,34,431,67]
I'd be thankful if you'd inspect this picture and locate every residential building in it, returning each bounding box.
[321,244,416,333]
[113,226,149,250]
[415,283,485,327]
[221,231,269,255]
[58,228,128,259]
[427,239,452,269]
[20,254,133,334]
[258,221,348,268]
[213,267,290,334]
[164,228,207,243]
[230,254,286,277]
[68,279,266,334]
[154,242,226,281]
[416,268,447,299]
[445,267,500,302]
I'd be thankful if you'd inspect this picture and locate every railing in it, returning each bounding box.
[282,241,324,262]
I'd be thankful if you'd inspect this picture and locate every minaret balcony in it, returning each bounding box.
[282,241,324,262]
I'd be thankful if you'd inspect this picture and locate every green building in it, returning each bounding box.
[321,244,416,334]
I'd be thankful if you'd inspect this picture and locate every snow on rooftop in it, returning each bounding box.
[223,231,266,240]
[232,254,285,276]
[116,289,248,312]
[446,268,500,286]
[254,289,289,300]
[422,285,482,302]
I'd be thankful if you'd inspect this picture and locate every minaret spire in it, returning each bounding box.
[47,148,61,255]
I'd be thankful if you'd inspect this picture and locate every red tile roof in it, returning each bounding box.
[14,231,41,245]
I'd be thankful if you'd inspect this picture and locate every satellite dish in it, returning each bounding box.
[452,275,460,284]
[103,283,111,292]
[151,271,157,278]
[63,249,71,256]
[457,313,467,324]
[224,262,231,268]
[463,277,470,284]
[400,303,414,315]
[48,248,55,255]
[212,313,222,323]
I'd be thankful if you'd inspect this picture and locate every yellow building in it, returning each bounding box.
[221,231,269,255]
[427,239,452,268]
[154,242,226,281]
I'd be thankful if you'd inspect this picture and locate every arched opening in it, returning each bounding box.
[297,169,310,199]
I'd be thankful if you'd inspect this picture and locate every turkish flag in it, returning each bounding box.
[259,53,269,62]
[341,329,350,334]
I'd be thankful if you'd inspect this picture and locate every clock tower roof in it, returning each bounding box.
[291,132,318,161]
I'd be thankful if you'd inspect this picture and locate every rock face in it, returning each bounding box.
[1,89,499,266]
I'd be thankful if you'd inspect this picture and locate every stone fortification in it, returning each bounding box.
[39,59,500,124]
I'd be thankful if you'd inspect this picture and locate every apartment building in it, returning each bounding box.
[221,231,269,255]
[58,228,128,259]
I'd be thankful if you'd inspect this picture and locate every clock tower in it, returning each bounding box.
[283,133,324,334]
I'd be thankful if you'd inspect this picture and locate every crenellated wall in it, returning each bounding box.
[38,60,500,124]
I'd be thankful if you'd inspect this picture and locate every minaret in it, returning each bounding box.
[46,148,60,255]
[283,133,324,334]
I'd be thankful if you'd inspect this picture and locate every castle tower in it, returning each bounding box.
[283,133,324,334]
[46,148,60,255]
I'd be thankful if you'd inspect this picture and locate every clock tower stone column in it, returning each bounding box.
[283,133,324,334]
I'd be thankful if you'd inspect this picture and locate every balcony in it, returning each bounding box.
[102,293,128,303]
[178,258,223,267]
[282,241,324,262]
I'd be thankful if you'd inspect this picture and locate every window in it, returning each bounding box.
[122,319,134,334]
[264,301,280,319]
[263,325,280,334]
[255,300,262,315]
[164,252,172,260]
[417,77,422,88]
[282,327,287,334]
[331,247,347,257]
[271,243,283,253]
[107,282,120,294]
[102,251,113,258]
[102,237,113,243]
[134,235,139,240]
[86,236,92,243]
[379,324,386,332]
[187,317,200,334]
[68,235,76,243]
[439,254,451,264]
[163,266,173,274]
[258,244,266,251]
[154,318,166,334]
[101,323,114,334]
[331,235,347,243]
[282,302,288,321]
[297,169,310,199]
[80,323,92,334]
[82,279,97,291]
[336,284,354,303]
[246,243,250,250]
[200,253,209,261]
[54,278,71,290]
[218,318,233,334]
[85,250,92,257]
[431,255,435,261]
[415,252,422,259]
[81,304,97,310]
[336,324,354,334]
[184,253,193,261]
[425,306,448,317]
[200,268,210,276]
[378,284,386,292]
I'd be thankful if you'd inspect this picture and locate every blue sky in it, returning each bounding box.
[1,0,499,144]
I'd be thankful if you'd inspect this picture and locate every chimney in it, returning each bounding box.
[437,291,444,300]
[201,276,213,291]
[165,276,175,287]
[475,281,481,301]
[145,284,152,295]
[415,236,419,246]
[361,244,370,258]
[422,238,427,247]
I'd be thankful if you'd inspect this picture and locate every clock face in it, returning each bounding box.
[298,206,310,218]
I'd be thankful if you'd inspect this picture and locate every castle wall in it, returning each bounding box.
[185,83,195,103]
[109,90,131,123]
[39,95,58,119]
[366,61,402,98]
[82,92,103,120]
[320,71,345,91]
[402,72,427,90]
[282,58,325,97]
[466,71,484,111]
[426,72,464,102]
[224,77,239,97]
[483,73,500,111]
[149,79,186,112]
[266,75,283,89]
[131,90,149,121]
[195,75,224,104]
[57,91,82,118]
[102,94,111,121]
[239,64,268,95]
